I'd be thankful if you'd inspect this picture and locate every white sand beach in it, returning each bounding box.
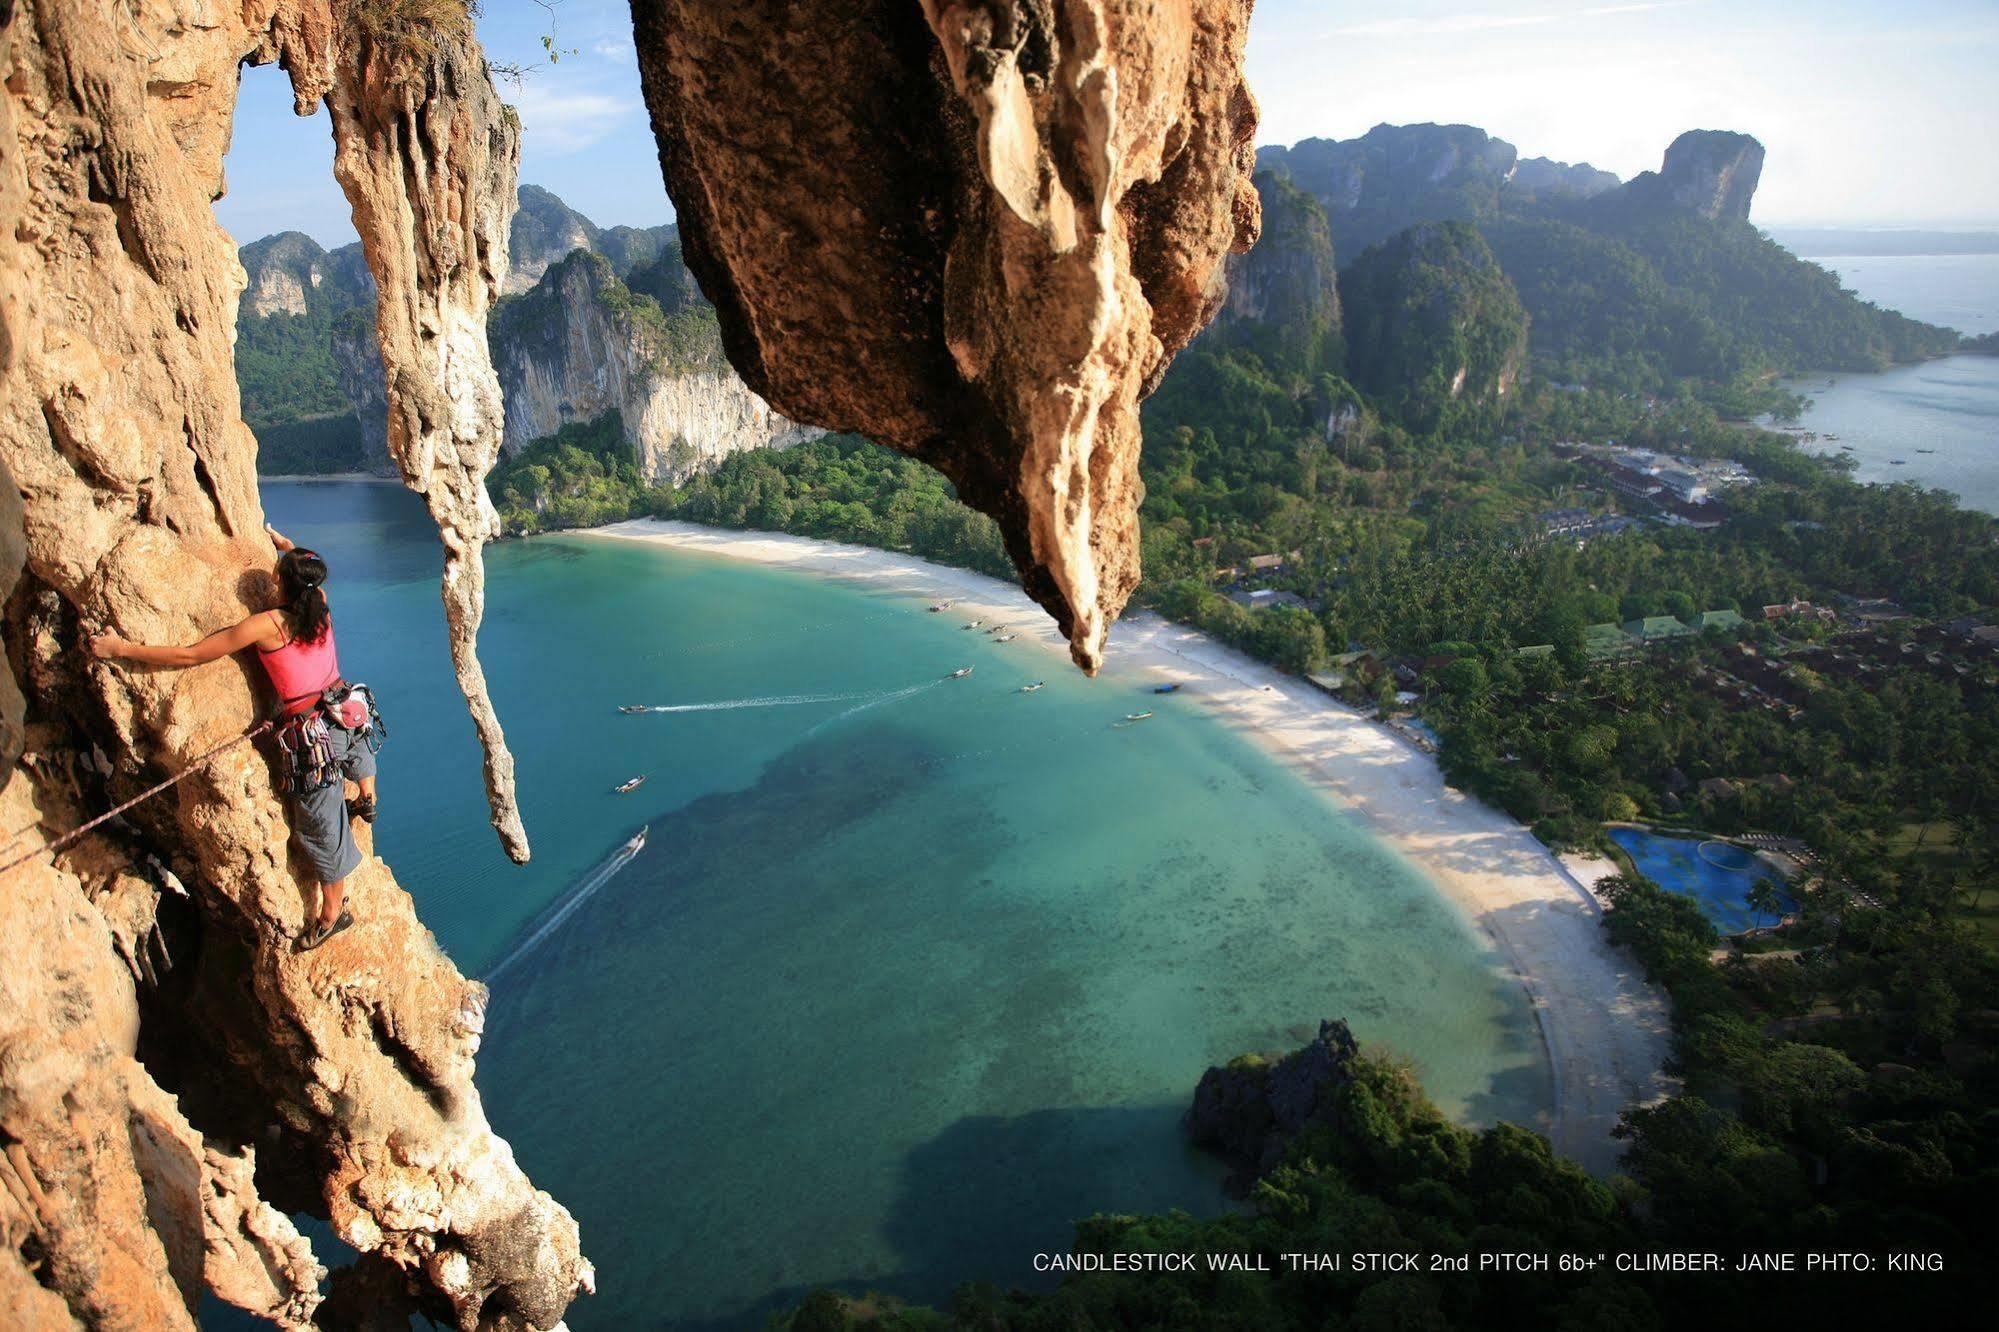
[585,518,1675,1173]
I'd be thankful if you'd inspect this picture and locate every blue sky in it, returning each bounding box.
[219,0,1999,248]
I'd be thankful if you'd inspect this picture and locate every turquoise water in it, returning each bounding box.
[261,482,1546,1329]
[1607,828,1795,935]
[1782,253,1999,513]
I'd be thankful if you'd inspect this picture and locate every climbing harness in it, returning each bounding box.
[0,721,274,875]
[273,680,387,796]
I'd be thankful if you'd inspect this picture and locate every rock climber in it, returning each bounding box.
[88,525,377,951]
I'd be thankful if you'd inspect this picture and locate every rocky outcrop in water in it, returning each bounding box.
[1186,1019,1362,1184]
[629,0,1260,671]
[1621,129,1765,222]
[0,2,584,1326]
[491,251,815,481]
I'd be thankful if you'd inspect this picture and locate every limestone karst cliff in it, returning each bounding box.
[489,250,817,482]
[245,185,785,484]
[0,2,585,1327]
[628,0,1262,671]
[1256,122,1522,256]
[1338,220,1529,424]
[1211,171,1342,371]
[507,184,677,296]
[329,310,395,476]
[1621,129,1765,222]
[1509,154,1621,200]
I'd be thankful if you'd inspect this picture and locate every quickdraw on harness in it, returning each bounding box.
[272,679,388,797]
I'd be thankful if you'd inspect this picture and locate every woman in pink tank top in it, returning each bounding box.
[88,524,377,952]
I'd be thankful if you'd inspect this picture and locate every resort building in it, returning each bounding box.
[1586,622,1640,658]
[1622,615,1696,643]
[1228,588,1314,612]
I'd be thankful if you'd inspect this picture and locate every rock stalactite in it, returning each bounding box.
[628,0,1261,670]
[323,19,530,863]
[1,3,583,1327]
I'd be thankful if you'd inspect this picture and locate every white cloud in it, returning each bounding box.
[1325,1,1697,40]
[592,37,635,64]
[511,84,641,153]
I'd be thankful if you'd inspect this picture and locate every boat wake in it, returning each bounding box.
[487,832,647,986]
[804,678,945,737]
[635,690,877,714]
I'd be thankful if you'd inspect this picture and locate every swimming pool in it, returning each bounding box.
[1607,828,1797,934]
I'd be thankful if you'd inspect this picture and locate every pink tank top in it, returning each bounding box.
[258,615,341,715]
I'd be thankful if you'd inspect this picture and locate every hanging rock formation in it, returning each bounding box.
[628,0,1262,671]
[0,2,584,1327]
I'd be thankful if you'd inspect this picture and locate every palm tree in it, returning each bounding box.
[1747,876,1784,927]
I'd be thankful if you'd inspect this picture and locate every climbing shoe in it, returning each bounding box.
[296,911,355,953]
[351,795,376,825]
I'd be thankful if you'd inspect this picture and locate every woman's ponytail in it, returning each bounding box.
[277,549,331,643]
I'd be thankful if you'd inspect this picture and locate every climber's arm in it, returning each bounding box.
[89,613,279,668]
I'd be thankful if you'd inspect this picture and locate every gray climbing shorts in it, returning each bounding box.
[288,721,376,884]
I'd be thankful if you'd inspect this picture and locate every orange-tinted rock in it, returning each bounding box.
[0,3,583,1326]
[630,0,1260,669]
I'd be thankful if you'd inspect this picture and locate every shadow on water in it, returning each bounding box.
[466,678,1560,1330]
[654,1102,1217,1332]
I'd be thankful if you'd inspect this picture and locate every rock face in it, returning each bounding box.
[0,3,585,1328]
[324,7,531,864]
[490,251,815,481]
[507,184,677,295]
[1257,122,1519,256]
[1186,1019,1362,1184]
[330,311,395,475]
[1339,220,1529,419]
[1624,129,1765,222]
[1510,155,1620,200]
[1213,171,1341,368]
[241,232,328,318]
[629,0,1261,671]
[238,231,375,318]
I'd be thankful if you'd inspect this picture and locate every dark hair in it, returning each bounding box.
[277,549,331,644]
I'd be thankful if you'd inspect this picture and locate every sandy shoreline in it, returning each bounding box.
[583,518,1674,1173]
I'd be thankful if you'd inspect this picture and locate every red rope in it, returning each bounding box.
[0,720,274,875]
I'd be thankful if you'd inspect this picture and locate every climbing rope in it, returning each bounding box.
[0,720,274,876]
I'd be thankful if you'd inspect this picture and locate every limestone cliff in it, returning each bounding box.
[0,3,584,1327]
[1338,220,1529,423]
[238,232,374,319]
[1257,122,1519,256]
[1211,170,1341,371]
[489,250,816,482]
[1508,155,1620,200]
[329,310,395,476]
[629,0,1261,671]
[1620,129,1765,222]
[506,184,676,295]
